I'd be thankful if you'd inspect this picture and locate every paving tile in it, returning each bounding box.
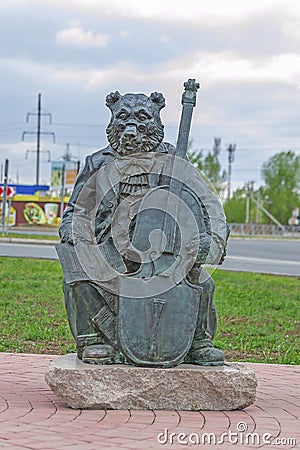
[0,354,299,449]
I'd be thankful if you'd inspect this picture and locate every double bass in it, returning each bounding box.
[117,79,209,368]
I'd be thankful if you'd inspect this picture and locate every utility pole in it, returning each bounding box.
[245,184,250,224]
[227,143,236,200]
[213,137,221,158]
[1,159,9,235]
[63,143,72,161]
[58,144,80,212]
[244,181,284,230]
[22,93,55,185]
[245,180,255,223]
[60,162,66,220]
[62,142,81,174]
[250,195,285,231]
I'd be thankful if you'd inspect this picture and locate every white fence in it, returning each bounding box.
[229,223,300,237]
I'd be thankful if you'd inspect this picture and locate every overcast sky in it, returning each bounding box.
[1,0,299,193]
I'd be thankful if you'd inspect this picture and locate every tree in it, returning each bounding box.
[187,148,204,171]
[261,151,300,224]
[187,139,227,196]
[203,152,227,195]
[224,187,249,223]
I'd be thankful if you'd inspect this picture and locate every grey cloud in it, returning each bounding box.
[1,4,294,70]
[0,2,299,189]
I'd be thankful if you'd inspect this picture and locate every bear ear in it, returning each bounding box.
[150,92,165,111]
[105,91,121,110]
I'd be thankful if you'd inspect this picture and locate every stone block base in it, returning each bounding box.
[45,354,257,410]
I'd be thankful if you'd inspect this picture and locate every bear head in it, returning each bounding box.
[105,91,165,155]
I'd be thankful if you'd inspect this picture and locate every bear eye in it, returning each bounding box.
[117,111,129,120]
[136,110,151,121]
[118,123,125,131]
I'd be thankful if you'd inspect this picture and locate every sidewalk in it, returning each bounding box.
[0,353,299,449]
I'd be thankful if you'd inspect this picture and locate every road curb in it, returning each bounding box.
[0,238,58,245]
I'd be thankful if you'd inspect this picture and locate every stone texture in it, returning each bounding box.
[45,354,257,410]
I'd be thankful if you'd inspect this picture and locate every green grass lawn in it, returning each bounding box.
[213,270,299,364]
[0,257,299,364]
[0,233,59,241]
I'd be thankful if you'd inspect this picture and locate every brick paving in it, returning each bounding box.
[0,353,299,450]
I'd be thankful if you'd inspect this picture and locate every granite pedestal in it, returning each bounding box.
[45,354,257,410]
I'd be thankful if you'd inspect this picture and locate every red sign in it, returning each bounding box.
[0,186,17,198]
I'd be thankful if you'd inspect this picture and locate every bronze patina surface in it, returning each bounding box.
[57,79,229,368]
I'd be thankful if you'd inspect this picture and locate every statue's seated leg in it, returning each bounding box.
[185,269,224,366]
[63,280,118,364]
[81,344,116,364]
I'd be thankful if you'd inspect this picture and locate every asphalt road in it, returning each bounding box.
[0,242,58,259]
[220,238,300,276]
[0,238,299,276]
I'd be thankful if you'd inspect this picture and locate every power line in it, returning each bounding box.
[22,93,55,185]
[53,122,101,128]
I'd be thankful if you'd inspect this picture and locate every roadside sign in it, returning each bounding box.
[0,186,17,198]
